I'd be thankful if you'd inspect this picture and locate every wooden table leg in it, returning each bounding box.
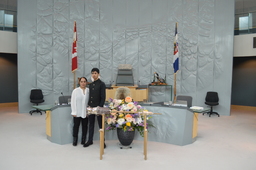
[46,110,51,137]
[99,129,103,160]
[99,114,105,160]
[143,114,147,160]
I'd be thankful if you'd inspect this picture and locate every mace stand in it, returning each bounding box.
[87,107,161,160]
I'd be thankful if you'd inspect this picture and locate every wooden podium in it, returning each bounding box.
[106,86,148,102]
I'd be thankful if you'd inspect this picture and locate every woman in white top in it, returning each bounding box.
[71,77,89,146]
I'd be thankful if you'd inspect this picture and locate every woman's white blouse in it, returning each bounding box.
[71,87,89,118]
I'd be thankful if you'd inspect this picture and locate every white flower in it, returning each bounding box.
[114,99,122,107]
[126,102,134,110]
[132,118,136,124]
[107,118,113,125]
[135,117,142,124]
[117,118,125,125]
[120,104,127,111]
[109,103,114,109]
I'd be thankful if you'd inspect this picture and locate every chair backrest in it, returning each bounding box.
[176,95,193,108]
[59,96,71,105]
[116,64,134,86]
[205,91,219,102]
[30,89,43,100]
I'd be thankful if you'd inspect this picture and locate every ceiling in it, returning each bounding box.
[0,0,256,15]
[235,0,256,14]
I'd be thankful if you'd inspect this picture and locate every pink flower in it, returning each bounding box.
[125,114,132,119]
[125,96,132,103]
[131,107,137,112]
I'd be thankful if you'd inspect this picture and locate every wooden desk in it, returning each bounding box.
[106,85,148,102]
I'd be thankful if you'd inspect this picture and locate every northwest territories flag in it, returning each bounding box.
[72,21,78,72]
[173,23,179,73]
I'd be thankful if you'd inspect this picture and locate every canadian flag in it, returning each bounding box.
[72,21,78,72]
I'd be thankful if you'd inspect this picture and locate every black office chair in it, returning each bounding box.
[29,89,44,115]
[176,95,193,108]
[203,91,220,117]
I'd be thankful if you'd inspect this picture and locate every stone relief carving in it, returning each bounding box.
[30,0,226,103]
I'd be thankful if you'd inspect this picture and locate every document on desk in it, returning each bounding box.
[172,100,187,107]
[190,106,204,111]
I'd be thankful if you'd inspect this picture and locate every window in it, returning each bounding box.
[0,10,17,32]
[239,16,249,31]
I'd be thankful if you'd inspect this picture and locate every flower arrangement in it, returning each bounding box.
[105,96,154,137]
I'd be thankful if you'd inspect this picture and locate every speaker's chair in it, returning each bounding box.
[29,89,44,115]
[203,91,220,117]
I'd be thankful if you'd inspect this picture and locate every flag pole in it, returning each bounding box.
[73,71,76,89]
[173,72,177,102]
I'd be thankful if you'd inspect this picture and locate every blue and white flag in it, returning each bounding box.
[173,23,179,73]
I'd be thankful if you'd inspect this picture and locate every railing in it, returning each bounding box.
[234,11,256,35]
[0,9,17,32]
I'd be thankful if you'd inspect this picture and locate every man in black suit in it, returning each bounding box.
[84,68,106,148]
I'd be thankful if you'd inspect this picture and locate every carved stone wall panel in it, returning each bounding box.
[37,0,53,98]
[165,1,182,88]
[137,0,152,85]
[151,23,168,75]
[70,0,85,87]
[99,0,113,84]
[125,28,139,84]
[149,0,169,99]
[52,0,70,99]
[138,26,152,85]
[84,0,100,80]
[196,0,215,96]
[180,0,199,96]
[112,0,126,85]
[18,0,234,115]
[151,0,168,80]
[125,0,139,84]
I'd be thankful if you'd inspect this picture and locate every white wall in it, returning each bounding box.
[0,31,17,54]
[234,33,256,57]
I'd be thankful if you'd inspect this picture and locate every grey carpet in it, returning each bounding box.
[0,103,256,170]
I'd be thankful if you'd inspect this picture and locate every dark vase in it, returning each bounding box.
[117,128,135,146]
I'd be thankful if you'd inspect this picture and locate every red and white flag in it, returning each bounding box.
[72,21,78,72]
